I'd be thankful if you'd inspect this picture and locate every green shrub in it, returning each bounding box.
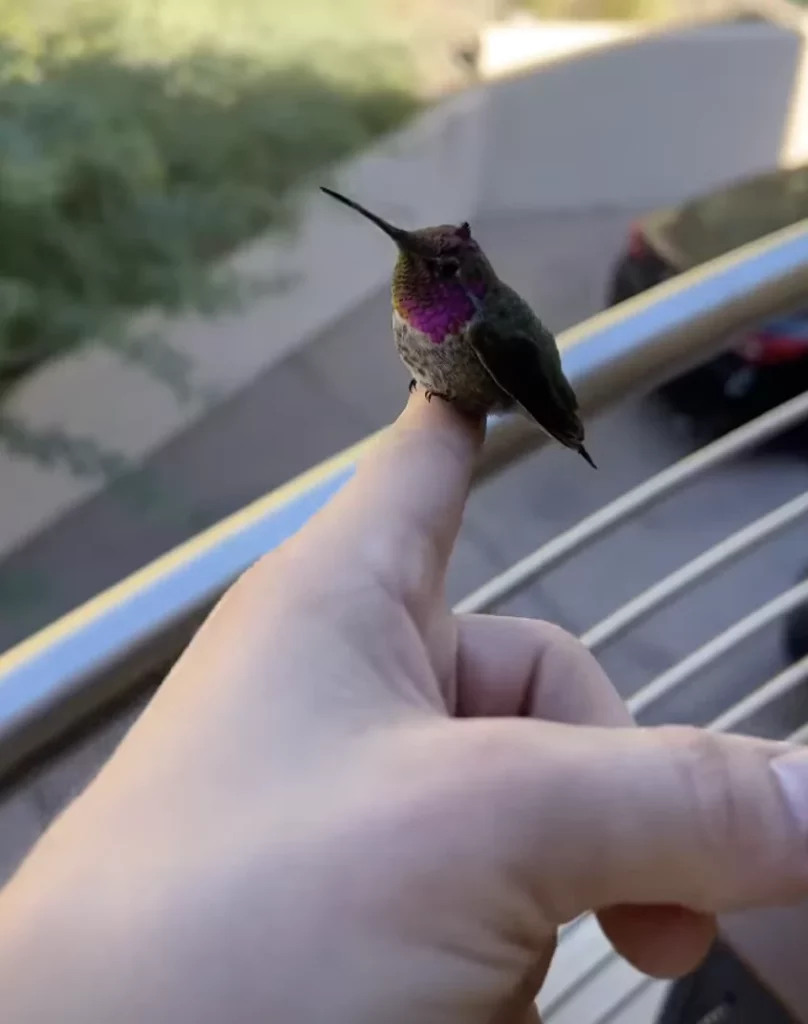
[516,0,672,19]
[0,1,421,392]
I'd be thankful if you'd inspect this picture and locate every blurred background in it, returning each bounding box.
[1,0,807,713]
[3,1,808,1018]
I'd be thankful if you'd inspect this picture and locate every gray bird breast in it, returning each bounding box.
[392,311,512,416]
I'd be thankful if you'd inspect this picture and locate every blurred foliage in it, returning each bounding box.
[0,1,494,623]
[516,0,673,19]
[0,0,422,394]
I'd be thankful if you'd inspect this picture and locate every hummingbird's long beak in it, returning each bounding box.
[319,187,430,257]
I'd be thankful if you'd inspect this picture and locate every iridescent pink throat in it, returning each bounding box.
[395,279,486,343]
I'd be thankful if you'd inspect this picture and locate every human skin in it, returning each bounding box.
[2,393,808,1024]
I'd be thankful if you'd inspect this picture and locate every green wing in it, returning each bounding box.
[465,287,596,467]
[467,321,583,446]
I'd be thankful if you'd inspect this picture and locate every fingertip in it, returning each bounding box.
[454,615,631,727]
[598,904,716,979]
[398,391,486,450]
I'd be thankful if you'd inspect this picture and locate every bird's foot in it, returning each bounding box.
[424,389,451,404]
[408,379,417,394]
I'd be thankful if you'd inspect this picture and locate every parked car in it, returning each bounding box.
[656,940,798,1024]
[607,163,808,428]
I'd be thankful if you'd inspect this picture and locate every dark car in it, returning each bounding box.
[655,941,798,1024]
[607,163,808,427]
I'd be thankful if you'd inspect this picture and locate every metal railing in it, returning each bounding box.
[3,218,808,1022]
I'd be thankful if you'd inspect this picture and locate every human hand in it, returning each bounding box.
[4,394,808,1024]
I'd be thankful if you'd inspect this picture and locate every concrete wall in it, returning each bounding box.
[476,20,805,211]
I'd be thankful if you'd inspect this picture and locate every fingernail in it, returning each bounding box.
[772,750,808,834]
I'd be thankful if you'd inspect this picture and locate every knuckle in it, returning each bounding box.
[361,523,428,599]
[369,526,440,611]
[660,725,745,875]
[536,620,580,649]
[656,726,808,905]
[545,623,607,675]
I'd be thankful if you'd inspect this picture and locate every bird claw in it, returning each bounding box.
[408,379,417,394]
[424,389,450,404]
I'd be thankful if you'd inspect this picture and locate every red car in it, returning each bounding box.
[607,162,808,427]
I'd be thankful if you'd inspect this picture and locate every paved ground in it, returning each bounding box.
[2,206,808,905]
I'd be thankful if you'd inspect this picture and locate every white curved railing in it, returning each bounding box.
[3,219,808,1023]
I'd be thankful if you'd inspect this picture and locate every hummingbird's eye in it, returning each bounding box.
[436,257,459,280]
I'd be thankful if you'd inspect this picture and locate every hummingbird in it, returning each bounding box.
[320,187,596,468]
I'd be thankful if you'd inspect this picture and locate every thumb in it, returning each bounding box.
[478,721,808,922]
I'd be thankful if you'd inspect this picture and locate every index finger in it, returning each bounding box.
[299,392,484,604]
